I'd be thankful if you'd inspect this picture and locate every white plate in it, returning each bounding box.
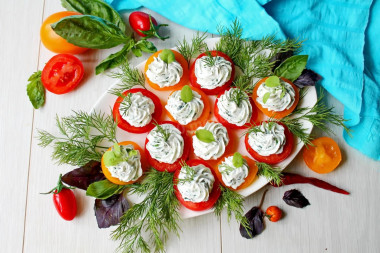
[91,38,317,219]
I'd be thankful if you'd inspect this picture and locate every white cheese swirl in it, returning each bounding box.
[146,56,183,88]
[256,80,296,111]
[108,145,143,182]
[217,88,252,126]
[146,124,184,164]
[193,122,229,160]
[165,90,204,125]
[177,164,215,203]
[194,56,232,89]
[218,156,249,189]
[248,122,286,156]
[119,92,155,127]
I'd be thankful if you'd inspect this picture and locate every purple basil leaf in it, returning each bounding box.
[240,206,264,239]
[272,50,294,70]
[293,69,322,88]
[94,193,129,228]
[283,189,310,208]
[62,160,105,190]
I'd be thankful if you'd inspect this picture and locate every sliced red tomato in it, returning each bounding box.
[144,121,190,172]
[41,54,84,94]
[144,50,189,91]
[101,141,149,185]
[252,77,299,119]
[214,88,258,129]
[173,159,221,211]
[113,88,162,134]
[189,50,235,95]
[244,122,294,164]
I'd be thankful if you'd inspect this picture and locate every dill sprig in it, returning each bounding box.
[37,111,117,166]
[153,122,170,142]
[229,75,252,105]
[256,162,283,186]
[177,160,196,184]
[177,31,208,65]
[203,48,218,67]
[113,169,181,253]
[245,121,277,135]
[119,93,132,117]
[216,19,244,63]
[109,61,145,96]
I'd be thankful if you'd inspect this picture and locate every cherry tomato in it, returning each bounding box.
[129,11,168,40]
[252,77,299,119]
[53,188,77,221]
[189,51,235,96]
[173,159,221,211]
[101,141,149,185]
[245,122,294,164]
[113,88,162,133]
[40,11,89,54]
[303,137,342,174]
[41,54,84,94]
[214,88,258,129]
[144,121,190,172]
[265,206,282,222]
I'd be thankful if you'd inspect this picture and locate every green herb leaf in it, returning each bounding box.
[232,152,243,168]
[95,42,133,75]
[265,76,280,87]
[26,71,45,109]
[86,179,126,199]
[61,0,126,32]
[51,15,128,49]
[196,129,215,143]
[159,49,175,64]
[274,55,308,82]
[180,85,193,102]
[263,92,270,104]
[103,147,124,167]
[131,47,142,57]
[113,143,121,157]
[135,40,157,53]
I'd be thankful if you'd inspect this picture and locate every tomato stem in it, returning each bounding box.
[40,174,75,195]
[138,16,169,40]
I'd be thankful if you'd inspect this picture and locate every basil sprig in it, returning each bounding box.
[274,55,308,82]
[26,71,45,109]
[181,85,193,102]
[232,152,243,168]
[87,179,127,199]
[196,129,215,143]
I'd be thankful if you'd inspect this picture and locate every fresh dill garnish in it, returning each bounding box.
[229,75,251,105]
[119,93,132,117]
[246,121,277,135]
[177,31,208,65]
[37,111,117,166]
[218,164,236,175]
[153,122,171,142]
[112,169,181,253]
[109,61,145,96]
[177,160,196,184]
[215,19,244,63]
[202,49,218,67]
[256,162,283,186]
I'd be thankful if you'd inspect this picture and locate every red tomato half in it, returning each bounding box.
[113,88,162,134]
[144,121,190,172]
[41,54,84,94]
[53,188,77,221]
[189,51,235,95]
[244,122,294,164]
[214,88,258,129]
[173,159,221,211]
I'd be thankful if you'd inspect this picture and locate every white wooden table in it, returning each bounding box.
[2,1,380,252]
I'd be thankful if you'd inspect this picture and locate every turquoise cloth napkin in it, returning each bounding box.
[106,0,380,160]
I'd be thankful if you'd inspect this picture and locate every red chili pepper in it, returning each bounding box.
[271,172,349,195]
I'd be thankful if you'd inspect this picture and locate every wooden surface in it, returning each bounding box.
[1,1,379,252]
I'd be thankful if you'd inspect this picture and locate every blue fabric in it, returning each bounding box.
[106,0,380,160]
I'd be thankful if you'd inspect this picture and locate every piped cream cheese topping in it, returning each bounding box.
[193,122,229,160]
[194,56,232,89]
[119,92,155,127]
[248,122,286,156]
[177,164,215,203]
[256,80,295,111]
[146,57,183,88]
[218,156,249,189]
[108,145,143,182]
[146,124,184,164]
[165,90,204,125]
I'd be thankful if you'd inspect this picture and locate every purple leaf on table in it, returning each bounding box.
[94,193,129,228]
[62,160,105,190]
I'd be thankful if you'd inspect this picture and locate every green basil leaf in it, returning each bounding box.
[86,180,126,199]
[263,92,270,104]
[232,152,243,168]
[181,85,193,102]
[265,76,280,87]
[131,47,142,57]
[274,55,308,82]
[196,129,215,143]
[136,40,157,53]
[26,71,45,109]
[51,15,128,49]
[95,42,132,75]
[159,49,175,64]
[61,0,126,32]
[103,149,124,167]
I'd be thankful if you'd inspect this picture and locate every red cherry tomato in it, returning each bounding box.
[245,122,294,164]
[113,88,163,134]
[173,159,221,211]
[129,11,168,40]
[265,206,282,222]
[189,51,235,96]
[41,54,84,94]
[53,188,77,221]
[144,121,190,172]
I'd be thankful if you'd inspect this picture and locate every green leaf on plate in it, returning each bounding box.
[265,76,280,88]
[135,40,157,53]
[26,71,45,109]
[159,49,175,64]
[103,146,123,167]
[196,129,215,143]
[86,179,126,199]
[95,41,133,75]
[232,152,243,168]
[274,55,308,82]
[131,47,142,57]
[263,92,270,104]
[181,85,193,102]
